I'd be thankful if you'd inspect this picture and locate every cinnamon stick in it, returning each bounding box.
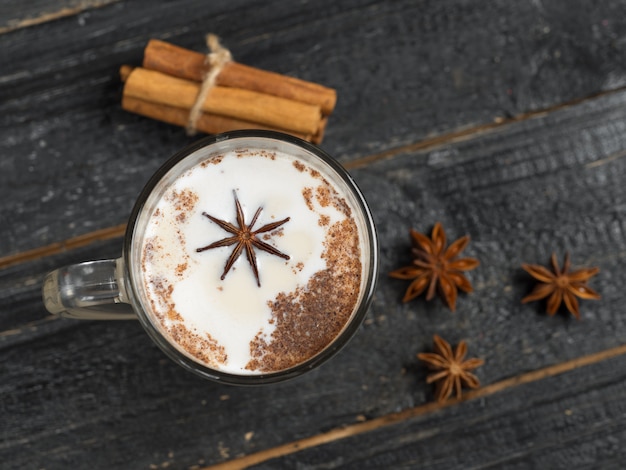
[122,95,318,143]
[143,39,337,115]
[123,67,323,135]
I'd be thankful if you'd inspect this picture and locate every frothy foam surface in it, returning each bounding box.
[140,148,364,375]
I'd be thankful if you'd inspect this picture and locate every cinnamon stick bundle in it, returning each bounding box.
[143,39,337,115]
[120,38,336,144]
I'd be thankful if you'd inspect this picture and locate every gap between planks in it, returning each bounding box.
[0,223,127,270]
[204,342,626,470]
[0,0,119,35]
[2,85,626,271]
[343,84,626,170]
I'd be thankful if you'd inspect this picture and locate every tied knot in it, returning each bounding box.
[186,34,233,135]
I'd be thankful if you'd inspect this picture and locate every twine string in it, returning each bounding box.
[186,34,232,135]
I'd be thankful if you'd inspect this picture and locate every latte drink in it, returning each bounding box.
[131,134,375,377]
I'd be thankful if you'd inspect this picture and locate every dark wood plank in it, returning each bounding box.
[2,0,626,258]
[3,78,626,470]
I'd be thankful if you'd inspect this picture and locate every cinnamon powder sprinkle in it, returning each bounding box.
[316,185,331,207]
[200,155,224,167]
[302,187,315,211]
[169,323,227,367]
[246,218,362,372]
[236,149,276,160]
[169,188,199,213]
[146,273,227,368]
[175,262,188,277]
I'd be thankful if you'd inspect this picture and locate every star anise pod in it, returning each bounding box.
[521,252,600,319]
[389,222,480,311]
[418,334,484,403]
[197,192,290,287]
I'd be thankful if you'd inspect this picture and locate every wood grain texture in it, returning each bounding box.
[3,1,626,469]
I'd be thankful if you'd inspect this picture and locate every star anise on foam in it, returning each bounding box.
[521,253,600,319]
[197,192,290,287]
[418,334,484,403]
[389,222,480,311]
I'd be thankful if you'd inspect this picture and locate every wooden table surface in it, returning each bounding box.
[3,1,626,468]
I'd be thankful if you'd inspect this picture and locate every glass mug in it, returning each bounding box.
[42,131,379,384]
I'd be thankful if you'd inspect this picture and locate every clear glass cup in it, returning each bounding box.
[42,131,379,384]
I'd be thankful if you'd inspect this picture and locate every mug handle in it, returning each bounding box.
[42,258,137,320]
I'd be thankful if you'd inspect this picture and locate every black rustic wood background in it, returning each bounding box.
[2,1,626,469]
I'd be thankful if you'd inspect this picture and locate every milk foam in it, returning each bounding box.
[140,148,362,375]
